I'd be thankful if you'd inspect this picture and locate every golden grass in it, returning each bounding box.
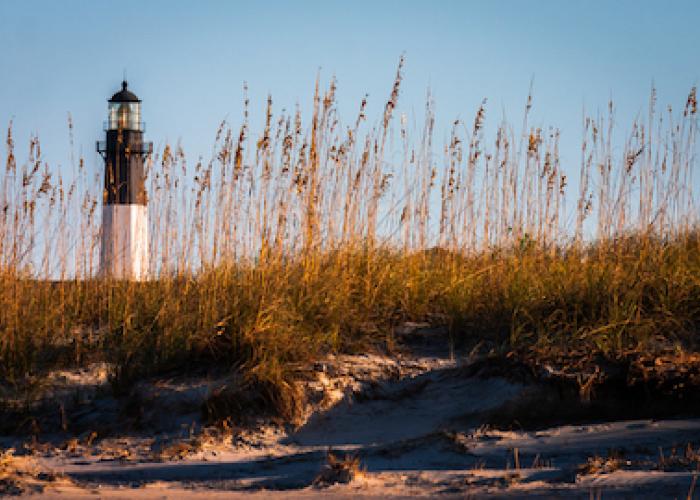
[0,60,698,419]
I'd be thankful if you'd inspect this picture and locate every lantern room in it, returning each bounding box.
[106,80,143,131]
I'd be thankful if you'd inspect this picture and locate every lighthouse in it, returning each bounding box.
[97,80,153,280]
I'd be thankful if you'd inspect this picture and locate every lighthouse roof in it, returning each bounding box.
[109,80,140,103]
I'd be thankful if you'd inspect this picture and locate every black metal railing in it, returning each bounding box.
[96,141,154,155]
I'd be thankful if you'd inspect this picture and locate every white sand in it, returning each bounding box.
[5,327,700,498]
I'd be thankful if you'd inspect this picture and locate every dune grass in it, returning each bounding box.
[1,60,698,419]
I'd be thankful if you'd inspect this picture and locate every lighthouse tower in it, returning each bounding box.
[97,80,153,280]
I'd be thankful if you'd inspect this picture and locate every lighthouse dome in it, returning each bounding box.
[109,80,140,103]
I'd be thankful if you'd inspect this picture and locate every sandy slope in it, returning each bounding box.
[4,325,700,498]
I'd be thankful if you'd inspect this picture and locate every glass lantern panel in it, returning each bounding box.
[108,102,141,130]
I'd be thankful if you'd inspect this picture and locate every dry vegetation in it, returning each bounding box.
[0,448,70,495]
[313,452,364,487]
[1,59,699,421]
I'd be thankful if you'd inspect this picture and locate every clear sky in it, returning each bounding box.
[1,0,699,184]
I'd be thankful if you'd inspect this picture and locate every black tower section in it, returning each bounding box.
[97,81,153,205]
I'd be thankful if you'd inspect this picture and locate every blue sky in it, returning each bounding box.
[1,0,699,184]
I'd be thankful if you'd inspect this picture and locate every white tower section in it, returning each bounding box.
[100,204,148,280]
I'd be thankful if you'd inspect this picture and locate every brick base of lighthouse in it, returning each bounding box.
[100,204,149,280]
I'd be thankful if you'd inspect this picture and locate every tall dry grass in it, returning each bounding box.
[1,61,698,417]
